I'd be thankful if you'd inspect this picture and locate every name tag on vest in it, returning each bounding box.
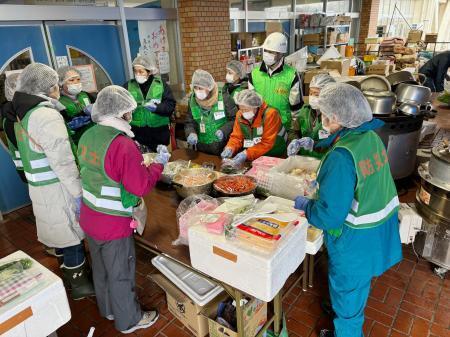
[243,137,262,148]
[214,110,225,120]
[318,130,330,139]
[200,122,206,133]
[217,101,224,111]
[257,127,263,136]
[83,97,90,106]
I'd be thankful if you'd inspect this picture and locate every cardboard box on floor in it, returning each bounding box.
[150,273,222,337]
[202,293,268,337]
[319,58,351,75]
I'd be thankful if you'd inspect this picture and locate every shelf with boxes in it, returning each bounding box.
[299,24,351,50]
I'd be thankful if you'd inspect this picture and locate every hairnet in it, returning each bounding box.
[226,60,245,80]
[318,83,372,129]
[191,69,215,91]
[132,54,158,73]
[234,89,263,108]
[4,73,20,101]
[18,63,58,96]
[91,85,137,123]
[57,66,82,86]
[310,73,336,89]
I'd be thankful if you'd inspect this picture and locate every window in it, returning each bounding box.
[0,48,33,104]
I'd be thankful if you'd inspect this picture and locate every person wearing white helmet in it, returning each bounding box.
[124,53,176,152]
[249,32,302,131]
[57,66,96,145]
[12,63,95,300]
[287,73,336,158]
[293,83,401,337]
[184,69,237,155]
[77,85,169,334]
[223,60,248,98]
[221,89,286,165]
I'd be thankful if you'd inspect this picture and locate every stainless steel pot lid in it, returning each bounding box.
[363,89,396,97]
[418,162,450,192]
[432,143,450,164]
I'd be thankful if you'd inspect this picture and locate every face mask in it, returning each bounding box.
[67,83,82,96]
[309,96,320,110]
[263,52,277,66]
[226,73,236,84]
[135,75,147,84]
[243,111,255,120]
[195,89,208,100]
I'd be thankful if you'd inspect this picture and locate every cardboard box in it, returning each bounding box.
[266,22,283,35]
[303,69,341,95]
[320,58,351,75]
[150,274,222,337]
[202,294,267,337]
[366,64,390,76]
[326,31,337,45]
[407,30,423,43]
[425,33,438,43]
[303,33,321,45]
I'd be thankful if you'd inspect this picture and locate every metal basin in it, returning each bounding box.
[363,90,396,115]
[395,83,431,105]
[387,70,418,87]
[360,75,391,92]
[398,102,421,116]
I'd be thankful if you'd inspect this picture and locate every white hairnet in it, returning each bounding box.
[4,73,20,101]
[226,60,245,80]
[132,54,158,73]
[191,69,215,91]
[318,83,372,129]
[18,63,58,96]
[310,73,336,89]
[91,85,137,123]
[234,89,263,108]
[57,66,82,86]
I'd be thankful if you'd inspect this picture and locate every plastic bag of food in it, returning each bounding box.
[173,194,220,245]
[221,158,246,174]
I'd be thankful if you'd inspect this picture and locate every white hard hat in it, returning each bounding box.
[263,32,288,54]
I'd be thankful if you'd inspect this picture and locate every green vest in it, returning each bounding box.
[238,107,287,157]
[14,106,59,187]
[3,119,23,170]
[128,78,168,128]
[251,64,296,130]
[190,86,227,145]
[319,131,399,230]
[59,92,91,118]
[297,104,324,159]
[77,125,140,217]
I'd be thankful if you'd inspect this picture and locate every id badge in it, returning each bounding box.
[253,137,262,144]
[83,98,90,106]
[256,127,263,136]
[214,110,225,120]
[318,130,330,139]
[243,139,254,148]
[200,122,206,133]
[217,101,224,111]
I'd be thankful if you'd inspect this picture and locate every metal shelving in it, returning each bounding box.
[297,23,351,50]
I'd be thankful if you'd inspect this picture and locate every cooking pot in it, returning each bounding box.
[398,102,421,116]
[360,75,391,92]
[172,168,217,198]
[395,83,431,105]
[387,71,418,89]
[363,90,396,115]
[429,143,450,186]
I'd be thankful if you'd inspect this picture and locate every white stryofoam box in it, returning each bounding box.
[189,216,308,302]
[399,203,423,244]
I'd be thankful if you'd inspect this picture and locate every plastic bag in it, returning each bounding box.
[173,194,220,245]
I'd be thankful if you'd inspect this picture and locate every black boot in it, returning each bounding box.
[321,299,336,318]
[62,260,95,300]
[319,329,335,337]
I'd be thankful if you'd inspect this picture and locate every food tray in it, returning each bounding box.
[213,175,257,197]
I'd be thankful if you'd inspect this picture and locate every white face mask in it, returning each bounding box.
[263,52,277,66]
[195,89,208,100]
[309,96,320,110]
[243,111,255,121]
[135,75,148,84]
[67,83,82,96]
[226,73,236,84]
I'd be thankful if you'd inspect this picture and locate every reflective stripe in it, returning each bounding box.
[25,170,58,183]
[278,126,288,142]
[345,196,399,226]
[351,199,359,212]
[83,189,132,213]
[13,160,23,168]
[15,151,21,158]
[101,186,121,198]
[30,158,50,169]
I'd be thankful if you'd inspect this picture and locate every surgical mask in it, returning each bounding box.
[67,83,82,96]
[135,75,148,84]
[226,73,236,84]
[309,96,320,110]
[263,52,277,66]
[195,89,208,100]
[243,111,255,120]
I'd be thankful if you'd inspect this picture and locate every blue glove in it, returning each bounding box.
[221,147,233,159]
[156,145,169,154]
[75,196,82,219]
[287,137,314,156]
[294,195,310,212]
[215,130,224,141]
[154,152,171,165]
[187,133,198,146]
[232,151,247,166]
[83,104,93,116]
[68,116,91,130]
[145,102,158,112]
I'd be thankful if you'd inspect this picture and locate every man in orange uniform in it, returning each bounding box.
[221,89,287,165]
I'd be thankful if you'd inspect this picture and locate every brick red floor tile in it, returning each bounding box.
[365,306,395,327]
[384,287,405,307]
[369,322,390,337]
[286,317,312,337]
[430,323,450,337]
[161,321,194,337]
[134,315,170,337]
[434,305,450,328]
[287,307,319,328]
[56,322,84,337]
[411,317,431,337]
[396,260,416,277]
[390,331,409,337]
[370,282,390,302]
[363,318,374,336]
[392,310,413,335]
[367,297,397,317]
[401,300,434,321]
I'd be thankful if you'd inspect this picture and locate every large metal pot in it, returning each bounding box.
[172,168,217,198]
[363,90,396,115]
[386,70,418,89]
[395,83,431,105]
[429,143,450,186]
[360,75,391,91]
[398,102,421,116]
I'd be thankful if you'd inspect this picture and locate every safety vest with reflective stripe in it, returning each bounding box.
[190,85,227,145]
[3,119,23,170]
[14,106,59,186]
[318,130,399,229]
[77,124,140,217]
[59,92,91,118]
[238,106,287,157]
[128,78,168,128]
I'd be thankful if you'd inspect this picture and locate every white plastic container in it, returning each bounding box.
[189,197,308,302]
[306,234,323,255]
[151,255,223,306]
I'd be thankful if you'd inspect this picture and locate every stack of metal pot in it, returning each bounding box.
[415,142,450,272]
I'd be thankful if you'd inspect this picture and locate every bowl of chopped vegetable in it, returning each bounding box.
[172,168,217,198]
[213,175,257,197]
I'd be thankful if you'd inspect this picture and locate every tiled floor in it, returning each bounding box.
[0,206,449,337]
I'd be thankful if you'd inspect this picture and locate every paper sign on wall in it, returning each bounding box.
[56,56,69,68]
[158,51,170,74]
[137,20,170,75]
[73,64,97,93]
